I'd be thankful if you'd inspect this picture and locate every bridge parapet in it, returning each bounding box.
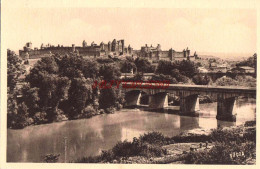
[122,82,256,122]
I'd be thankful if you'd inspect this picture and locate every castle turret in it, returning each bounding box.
[194,51,198,58]
[120,40,124,54]
[169,48,174,61]
[157,44,161,51]
[72,44,75,52]
[108,41,111,51]
[112,39,117,51]
[128,45,132,54]
[25,52,30,60]
[41,43,44,49]
[26,42,32,49]
[100,41,105,50]
[186,47,190,57]
[82,40,87,47]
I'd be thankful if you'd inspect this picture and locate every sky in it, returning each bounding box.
[5,7,256,56]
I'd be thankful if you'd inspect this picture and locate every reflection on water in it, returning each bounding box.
[7,99,256,162]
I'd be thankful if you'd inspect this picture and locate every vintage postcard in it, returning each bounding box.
[0,0,259,168]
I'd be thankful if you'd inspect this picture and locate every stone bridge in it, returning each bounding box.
[122,82,256,122]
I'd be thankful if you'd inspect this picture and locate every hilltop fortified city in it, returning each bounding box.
[19,40,199,62]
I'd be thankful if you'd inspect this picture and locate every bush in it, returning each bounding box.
[105,107,116,114]
[235,75,256,87]
[83,105,96,118]
[184,141,255,164]
[139,132,168,145]
[112,138,167,158]
[150,74,178,84]
[44,154,60,163]
[33,112,48,125]
[192,75,211,85]
[244,121,256,127]
[214,76,239,86]
[210,127,243,143]
[112,140,134,157]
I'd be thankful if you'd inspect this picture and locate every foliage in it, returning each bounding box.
[99,87,123,110]
[120,57,136,73]
[75,123,256,164]
[156,60,177,75]
[20,84,40,116]
[214,76,239,86]
[99,63,121,81]
[67,78,93,119]
[192,74,211,85]
[33,111,48,124]
[83,105,97,118]
[139,132,169,145]
[150,74,178,84]
[183,123,256,164]
[134,57,154,73]
[235,75,256,87]
[171,69,190,83]
[178,60,198,78]
[44,154,60,163]
[7,49,25,93]
[76,132,168,163]
[184,141,255,164]
[236,53,257,69]
[155,60,197,83]
[8,53,125,128]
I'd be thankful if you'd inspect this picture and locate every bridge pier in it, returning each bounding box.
[180,94,200,116]
[217,96,237,122]
[125,90,142,107]
[149,93,168,109]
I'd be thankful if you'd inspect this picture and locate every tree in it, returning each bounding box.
[236,53,257,70]
[215,77,238,86]
[26,56,59,87]
[99,87,118,109]
[150,74,178,84]
[171,69,190,83]
[67,78,93,119]
[156,60,177,75]
[57,55,99,79]
[120,57,136,73]
[178,60,198,78]
[99,63,121,81]
[192,75,211,85]
[20,84,40,116]
[7,49,25,93]
[134,57,153,73]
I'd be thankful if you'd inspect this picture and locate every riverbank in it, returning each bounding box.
[75,120,256,164]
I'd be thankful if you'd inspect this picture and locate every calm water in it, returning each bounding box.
[7,99,256,162]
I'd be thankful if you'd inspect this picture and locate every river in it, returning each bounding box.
[7,98,256,162]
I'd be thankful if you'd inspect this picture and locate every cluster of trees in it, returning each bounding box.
[214,75,256,87]
[120,58,203,85]
[8,51,257,128]
[236,53,257,69]
[8,52,124,128]
[154,60,198,84]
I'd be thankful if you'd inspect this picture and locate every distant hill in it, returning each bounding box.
[198,52,253,61]
[199,55,221,60]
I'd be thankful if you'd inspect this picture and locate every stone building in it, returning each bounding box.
[19,39,133,59]
[138,44,198,61]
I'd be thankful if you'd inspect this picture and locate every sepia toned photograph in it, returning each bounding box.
[1,0,258,166]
